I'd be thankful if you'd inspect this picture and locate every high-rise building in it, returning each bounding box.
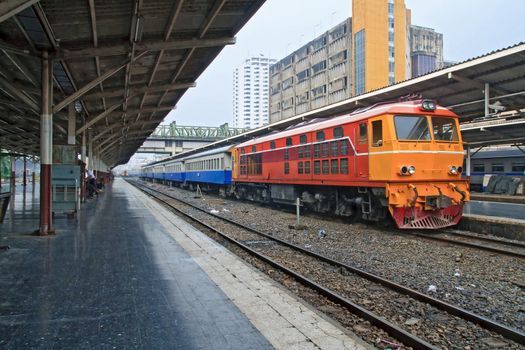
[410,25,444,77]
[270,0,415,124]
[352,0,411,95]
[233,56,276,129]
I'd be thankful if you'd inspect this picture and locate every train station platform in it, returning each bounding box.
[0,179,367,350]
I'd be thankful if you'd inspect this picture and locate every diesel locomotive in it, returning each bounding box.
[141,99,470,229]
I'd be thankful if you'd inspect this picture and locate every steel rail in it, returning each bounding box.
[129,179,525,346]
[128,180,437,349]
[446,230,525,249]
[407,232,525,259]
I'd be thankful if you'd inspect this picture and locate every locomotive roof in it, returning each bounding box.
[236,101,457,148]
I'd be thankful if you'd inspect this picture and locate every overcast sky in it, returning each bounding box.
[163,0,525,127]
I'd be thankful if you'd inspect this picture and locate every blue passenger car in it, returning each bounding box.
[183,146,233,185]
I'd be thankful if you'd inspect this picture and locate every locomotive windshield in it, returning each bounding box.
[394,115,431,141]
[431,117,459,142]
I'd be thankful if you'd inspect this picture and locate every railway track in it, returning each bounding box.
[128,179,525,349]
[406,230,525,259]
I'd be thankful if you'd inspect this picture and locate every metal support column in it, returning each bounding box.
[39,50,53,235]
[88,130,93,172]
[68,103,76,145]
[10,156,15,193]
[466,146,471,178]
[484,83,490,117]
[81,132,86,202]
[23,156,27,186]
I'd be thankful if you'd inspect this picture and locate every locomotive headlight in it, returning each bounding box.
[449,165,458,175]
[421,99,436,111]
[400,165,415,175]
[457,166,463,174]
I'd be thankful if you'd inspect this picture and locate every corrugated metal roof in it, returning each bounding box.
[0,0,266,167]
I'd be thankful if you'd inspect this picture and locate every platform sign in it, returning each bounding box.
[53,145,77,165]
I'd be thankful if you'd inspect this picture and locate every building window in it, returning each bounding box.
[354,29,365,95]
[316,131,325,141]
[322,160,329,174]
[305,161,311,174]
[300,135,307,144]
[340,158,349,174]
[284,149,289,160]
[284,162,290,174]
[298,146,303,159]
[331,159,338,174]
[286,137,293,146]
[270,141,276,149]
[333,127,344,138]
[252,145,256,153]
[298,161,303,174]
[359,123,367,144]
[330,141,338,157]
[491,164,504,172]
[314,160,321,175]
[372,120,383,146]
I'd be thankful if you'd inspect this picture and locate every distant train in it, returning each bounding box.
[141,99,470,229]
[468,148,525,192]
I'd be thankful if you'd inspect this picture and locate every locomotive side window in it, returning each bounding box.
[314,144,320,158]
[333,127,344,138]
[331,159,338,174]
[305,161,311,174]
[340,158,349,174]
[314,160,321,174]
[340,139,349,155]
[432,117,458,142]
[322,160,329,174]
[316,131,325,141]
[394,115,430,141]
[330,141,338,157]
[372,120,383,146]
[304,145,311,158]
[321,143,329,157]
[359,123,367,144]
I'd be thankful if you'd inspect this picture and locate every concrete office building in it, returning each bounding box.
[233,56,276,129]
[410,25,444,77]
[270,19,352,122]
[270,0,412,123]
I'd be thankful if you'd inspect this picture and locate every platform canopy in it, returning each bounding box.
[0,0,265,166]
[153,41,525,165]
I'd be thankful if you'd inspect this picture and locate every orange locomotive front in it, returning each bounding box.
[232,100,469,229]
